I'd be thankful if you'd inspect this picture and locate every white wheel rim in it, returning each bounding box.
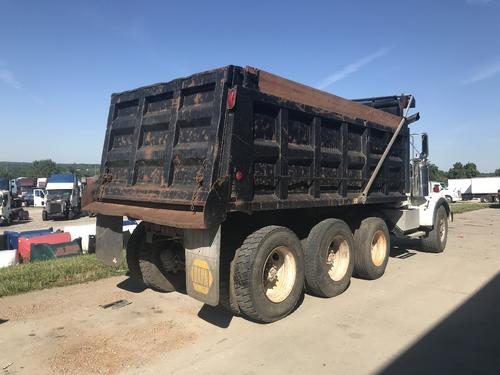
[371,230,387,267]
[262,246,296,303]
[327,236,350,281]
[439,217,446,242]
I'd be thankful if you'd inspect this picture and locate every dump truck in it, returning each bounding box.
[84,65,450,323]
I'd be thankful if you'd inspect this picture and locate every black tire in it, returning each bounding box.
[139,239,185,293]
[421,205,448,253]
[42,210,48,221]
[353,217,390,280]
[305,219,354,298]
[234,226,305,323]
[126,222,145,281]
[218,246,240,315]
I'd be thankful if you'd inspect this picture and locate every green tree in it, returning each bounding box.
[448,161,480,179]
[448,162,465,179]
[428,163,448,183]
[463,162,480,178]
[30,159,59,178]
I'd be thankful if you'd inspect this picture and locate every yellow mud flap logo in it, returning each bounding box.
[190,259,213,295]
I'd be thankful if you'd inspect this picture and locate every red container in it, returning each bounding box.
[18,232,71,262]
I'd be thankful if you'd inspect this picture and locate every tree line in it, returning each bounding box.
[429,162,500,183]
[0,160,100,180]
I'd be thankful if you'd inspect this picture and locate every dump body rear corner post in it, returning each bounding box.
[183,225,221,306]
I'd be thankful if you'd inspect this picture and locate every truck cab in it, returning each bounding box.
[33,188,46,207]
[43,174,81,220]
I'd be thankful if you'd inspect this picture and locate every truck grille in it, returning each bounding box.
[48,202,62,213]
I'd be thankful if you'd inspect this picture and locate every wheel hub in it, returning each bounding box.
[262,246,296,303]
[371,230,387,267]
[326,236,350,281]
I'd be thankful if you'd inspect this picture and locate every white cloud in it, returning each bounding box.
[0,60,22,90]
[462,61,500,85]
[317,47,391,90]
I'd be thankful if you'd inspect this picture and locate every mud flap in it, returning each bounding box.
[96,214,123,267]
[184,225,221,306]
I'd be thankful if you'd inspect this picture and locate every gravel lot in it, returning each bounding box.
[1,208,499,375]
[0,207,96,234]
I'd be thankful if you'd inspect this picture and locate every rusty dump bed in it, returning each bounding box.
[86,65,414,228]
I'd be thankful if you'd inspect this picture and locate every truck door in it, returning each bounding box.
[34,189,46,207]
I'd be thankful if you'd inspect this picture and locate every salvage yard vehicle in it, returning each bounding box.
[33,188,46,207]
[43,174,81,220]
[0,178,29,225]
[85,66,450,323]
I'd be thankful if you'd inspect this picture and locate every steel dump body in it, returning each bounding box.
[88,66,412,229]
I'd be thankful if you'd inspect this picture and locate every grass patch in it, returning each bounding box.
[450,202,490,214]
[0,254,128,298]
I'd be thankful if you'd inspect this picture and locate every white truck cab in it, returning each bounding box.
[33,188,46,207]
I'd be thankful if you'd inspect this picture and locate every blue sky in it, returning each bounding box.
[0,0,499,171]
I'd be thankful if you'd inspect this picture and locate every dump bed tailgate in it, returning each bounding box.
[97,67,232,209]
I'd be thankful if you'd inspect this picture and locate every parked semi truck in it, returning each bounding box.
[84,66,450,323]
[448,177,500,202]
[43,174,81,220]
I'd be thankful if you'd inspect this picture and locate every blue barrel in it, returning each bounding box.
[4,228,54,250]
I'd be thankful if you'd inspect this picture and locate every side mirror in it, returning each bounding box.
[421,133,429,159]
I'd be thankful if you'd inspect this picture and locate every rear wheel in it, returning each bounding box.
[42,210,48,221]
[126,222,145,281]
[421,205,448,253]
[353,217,390,280]
[305,219,354,298]
[139,238,185,292]
[126,223,185,292]
[218,246,240,315]
[234,226,304,323]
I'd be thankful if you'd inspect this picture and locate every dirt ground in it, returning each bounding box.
[1,208,499,375]
[0,207,96,234]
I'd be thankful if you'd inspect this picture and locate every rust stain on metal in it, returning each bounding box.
[248,66,403,129]
[85,201,206,229]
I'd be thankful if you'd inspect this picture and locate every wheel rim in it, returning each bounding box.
[371,230,387,267]
[262,246,296,303]
[326,236,350,281]
[439,216,447,243]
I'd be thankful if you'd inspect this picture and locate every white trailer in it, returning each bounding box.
[448,177,500,202]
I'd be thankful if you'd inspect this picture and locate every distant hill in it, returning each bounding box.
[0,161,100,179]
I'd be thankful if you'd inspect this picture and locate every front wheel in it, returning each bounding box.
[42,210,48,221]
[234,226,305,323]
[421,206,448,253]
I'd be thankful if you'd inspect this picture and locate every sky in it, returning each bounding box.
[0,0,499,171]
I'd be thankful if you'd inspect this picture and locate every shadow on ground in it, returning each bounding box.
[116,277,147,293]
[378,272,500,375]
[197,304,234,328]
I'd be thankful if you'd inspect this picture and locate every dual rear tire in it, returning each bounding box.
[353,217,390,280]
[231,218,390,322]
[126,223,185,292]
[127,216,392,323]
[234,226,305,323]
